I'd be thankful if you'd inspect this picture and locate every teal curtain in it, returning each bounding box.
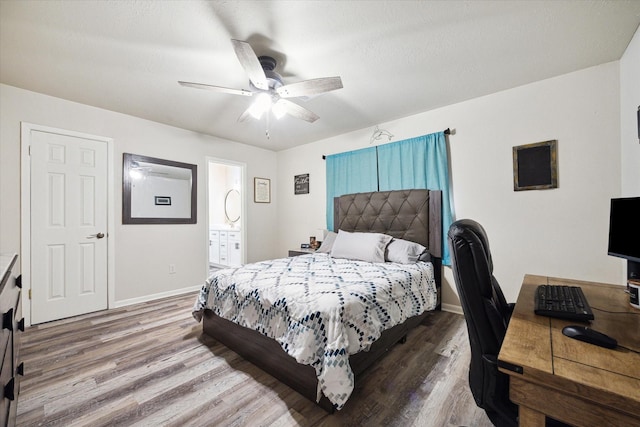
[377,131,453,265]
[325,131,454,265]
[325,147,378,231]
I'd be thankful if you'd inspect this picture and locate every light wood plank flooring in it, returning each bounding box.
[16,292,492,427]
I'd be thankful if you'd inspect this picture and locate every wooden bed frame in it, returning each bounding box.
[202,189,442,412]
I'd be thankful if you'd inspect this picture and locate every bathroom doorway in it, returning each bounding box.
[207,158,246,274]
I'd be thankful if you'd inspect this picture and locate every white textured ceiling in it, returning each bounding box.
[1,1,639,151]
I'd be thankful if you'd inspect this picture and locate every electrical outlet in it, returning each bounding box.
[169,264,176,274]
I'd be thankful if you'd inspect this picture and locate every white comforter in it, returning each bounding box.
[192,252,437,409]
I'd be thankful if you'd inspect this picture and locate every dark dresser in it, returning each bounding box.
[0,254,22,427]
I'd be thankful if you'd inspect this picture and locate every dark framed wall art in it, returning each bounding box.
[512,140,558,191]
[154,196,172,206]
[294,174,310,195]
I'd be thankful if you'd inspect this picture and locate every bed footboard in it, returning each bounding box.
[203,310,335,412]
[202,309,430,412]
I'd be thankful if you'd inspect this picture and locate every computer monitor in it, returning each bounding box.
[608,197,640,263]
[608,195,640,299]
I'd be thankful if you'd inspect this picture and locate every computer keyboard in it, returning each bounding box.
[534,285,594,321]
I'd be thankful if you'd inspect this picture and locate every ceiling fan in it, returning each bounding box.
[178,39,343,125]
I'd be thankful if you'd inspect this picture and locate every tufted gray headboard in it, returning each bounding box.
[333,189,442,258]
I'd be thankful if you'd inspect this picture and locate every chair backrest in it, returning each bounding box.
[447,219,513,413]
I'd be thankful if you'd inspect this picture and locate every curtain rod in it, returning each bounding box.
[322,128,451,160]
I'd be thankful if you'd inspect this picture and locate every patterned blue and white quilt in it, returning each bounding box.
[192,252,437,409]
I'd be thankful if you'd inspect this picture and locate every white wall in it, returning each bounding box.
[0,84,278,308]
[276,62,623,307]
[620,26,640,196]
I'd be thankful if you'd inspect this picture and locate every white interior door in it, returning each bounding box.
[30,129,108,324]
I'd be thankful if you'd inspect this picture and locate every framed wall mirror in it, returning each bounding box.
[123,153,197,224]
[224,189,241,224]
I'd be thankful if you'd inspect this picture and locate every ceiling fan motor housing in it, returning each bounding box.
[253,56,283,90]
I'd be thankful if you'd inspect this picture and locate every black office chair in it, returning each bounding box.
[448,219,570,427]
[448,219,517,426]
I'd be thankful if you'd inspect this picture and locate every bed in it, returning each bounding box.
[193,189,442,412]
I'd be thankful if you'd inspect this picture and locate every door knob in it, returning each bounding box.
[87,232,105,239]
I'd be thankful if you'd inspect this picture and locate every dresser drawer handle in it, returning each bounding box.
[4,378,15,401]
[2,309,13,331]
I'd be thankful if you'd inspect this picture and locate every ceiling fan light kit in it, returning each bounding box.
[248,93,272,120]
[179,39,343,132]
[272,100,287,119]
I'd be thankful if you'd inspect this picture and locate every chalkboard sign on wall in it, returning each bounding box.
[513,140,558,191]
[295,174,310,195]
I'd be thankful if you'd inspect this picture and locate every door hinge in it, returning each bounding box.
[28,289,32,300]
[28,146,31,156]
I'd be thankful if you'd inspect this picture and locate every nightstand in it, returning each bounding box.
[288,249,316,257]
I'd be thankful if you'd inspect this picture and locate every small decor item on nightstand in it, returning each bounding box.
[629,280,640,309]
[310,236,320,250]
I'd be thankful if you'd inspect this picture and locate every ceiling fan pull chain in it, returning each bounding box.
[266,111,271,139]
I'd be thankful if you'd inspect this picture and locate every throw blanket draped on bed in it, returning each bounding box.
[192,253,437,409]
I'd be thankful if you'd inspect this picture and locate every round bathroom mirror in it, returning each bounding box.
[224,189,241,223]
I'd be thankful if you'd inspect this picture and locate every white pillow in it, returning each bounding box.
[385,238,427,264]
[316,231,337,253]
[330,230,392,263]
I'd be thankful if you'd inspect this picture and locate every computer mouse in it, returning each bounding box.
[562,325,617,349]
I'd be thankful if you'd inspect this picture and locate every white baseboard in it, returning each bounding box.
[441,303,464,315]
[113,285,201,308]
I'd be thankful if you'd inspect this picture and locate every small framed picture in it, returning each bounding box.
[254,177,271,203]
[154,196,172,205]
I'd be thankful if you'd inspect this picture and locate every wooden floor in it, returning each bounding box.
[16,292,493,427]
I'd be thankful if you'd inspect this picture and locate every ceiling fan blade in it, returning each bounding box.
[178,81,253,97]
[231,39,268,91]
[274,99,319,123]
[276,76,343,98]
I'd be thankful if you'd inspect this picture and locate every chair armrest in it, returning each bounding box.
[482,354,498,366]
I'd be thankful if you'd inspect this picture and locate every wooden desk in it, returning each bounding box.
[498,275,640,427]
